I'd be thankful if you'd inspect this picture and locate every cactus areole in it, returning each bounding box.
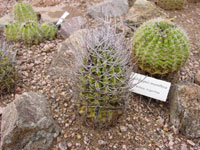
[132,18,190,75]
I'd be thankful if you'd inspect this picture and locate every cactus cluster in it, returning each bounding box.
[4,2,57,44]
[157,0,186,10]
[69,23,132,128]
[132,18,190,75]
[0,43,18,94]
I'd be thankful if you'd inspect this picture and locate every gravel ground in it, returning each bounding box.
[0,0,200,150]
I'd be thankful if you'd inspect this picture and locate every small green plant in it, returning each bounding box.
[19,21,43,44]
[14,1,38,22]
[157,0,186,10]
[41,23,57,40]
[132,18,190,75]
[68,22,132,128]
[0,43,18,94]
[4,22,20,41]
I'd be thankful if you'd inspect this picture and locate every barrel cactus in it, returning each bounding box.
[0,43,18,94]
[14,2,38,22]
[132,18,190,75]
[69,23,132,128]
[19,21,43,44]
[157,0,186,10]
[4,22,20,41]
[41,23,57,40]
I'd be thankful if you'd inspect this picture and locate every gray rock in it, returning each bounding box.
[50,29,89,79]
[1,92,60,150]
[87,0,130,18]
[194,70,200,85]
[60,16,87,39]
[124,0,168,27]
[169,83,200,138]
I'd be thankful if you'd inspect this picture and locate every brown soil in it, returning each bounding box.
[0,0,200,150]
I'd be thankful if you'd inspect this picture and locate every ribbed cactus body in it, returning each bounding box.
[157,0,186,10]
[41,23,57,40]
[0,46,17,93]
[78,47,126,125]
[19,21,43,44]
[132,18,190,75]
[4,22,20,41]
[14,2,38,22]
[70,25,131,128]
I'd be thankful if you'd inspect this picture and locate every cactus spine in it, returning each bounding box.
[69,24,131,128]
[41,23,57,40]
[14,2,38,22]
[132,18,190,75]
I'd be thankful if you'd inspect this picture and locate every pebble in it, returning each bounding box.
[98,140,107,146]
[187,140,195,146]
[120,126,128,132]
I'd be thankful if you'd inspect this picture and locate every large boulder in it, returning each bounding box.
[87,0,131,18]
[1,92,60,150]
[124,0,168,27]
[60,16,87,39]
[50,29,88,79]
[169,83,200,138]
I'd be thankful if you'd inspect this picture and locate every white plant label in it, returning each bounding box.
[129,73,171,102]
[56,11,69,26]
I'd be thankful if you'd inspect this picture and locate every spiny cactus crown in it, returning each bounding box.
[41,23,57,40]
[157,0,186,10]
[14,1,38,22]
[0,43,18,94]
[132,18,190,75]
[4,22,20,41]
[69,22,132,128]
[19,21,43,44]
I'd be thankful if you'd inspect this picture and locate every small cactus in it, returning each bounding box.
[4,22,20,41]
[132,18,190,75]
[19,21,43,44]
[0,43,18,94]
[157,0,186,10]
[68,22,132,128]
[14,2,38,22]
[41,23,57,40]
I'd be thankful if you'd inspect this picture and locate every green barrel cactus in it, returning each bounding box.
[0,44,18,94]
[14,2,38,22]
[69,25,131,128]
[132,18,190,75]
[4,22,20,41]
[19,21,43,44]
[157,0,186,10]
[41,23,57,40]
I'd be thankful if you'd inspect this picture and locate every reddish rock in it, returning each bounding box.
[1,92,60,150]
[169,83,200,138]
[60,16,87,39]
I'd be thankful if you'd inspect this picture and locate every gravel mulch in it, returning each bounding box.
[0,0,200,150]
